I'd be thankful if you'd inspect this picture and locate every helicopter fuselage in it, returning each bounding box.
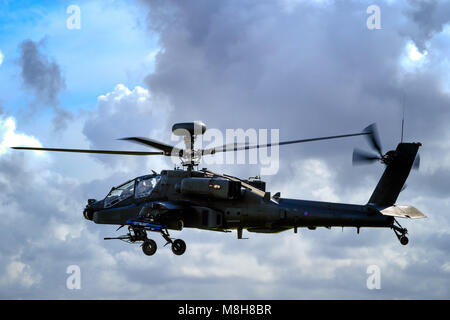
[83,168,394,237]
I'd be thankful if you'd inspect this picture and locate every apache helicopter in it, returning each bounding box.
[12,121,425,256]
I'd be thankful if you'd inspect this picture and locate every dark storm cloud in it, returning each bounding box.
[142,0,449,146]
[18,39,72,131]
[141,0,450,193]
[404,0,450,53]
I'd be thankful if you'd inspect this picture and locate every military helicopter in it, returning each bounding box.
[12,121,425,256]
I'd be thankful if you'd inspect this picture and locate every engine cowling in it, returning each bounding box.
[179,177,241,200]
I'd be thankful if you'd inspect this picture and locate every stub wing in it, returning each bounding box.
[379,205,427,219]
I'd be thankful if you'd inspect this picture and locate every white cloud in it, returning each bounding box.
[178,242,276,282]
[96,84,152,113]
[400,41,429,71]
[0,49,3,66]
[442,262,450,273]
[0,115,42,155]
[83,83,171,172]
[1,260,41,288]
[407,42,427,61]
[50,219,84,241]
[272,158,340,202]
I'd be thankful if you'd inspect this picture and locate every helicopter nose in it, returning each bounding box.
[83,199,97,220]
[83,207,94,220]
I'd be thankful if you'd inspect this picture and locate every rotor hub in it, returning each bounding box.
[172,121,206,136]
[171,122,206,169]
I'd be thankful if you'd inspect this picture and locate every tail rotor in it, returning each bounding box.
[352,123,420,170]
[352,123,386,166]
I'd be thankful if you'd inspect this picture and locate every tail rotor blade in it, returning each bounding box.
[412,153,420,170]
[352,148,381,166]
[363,123,383,157]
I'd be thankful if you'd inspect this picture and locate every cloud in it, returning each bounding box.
[0,114,126,299]
[142,1,399,149]
[0,115,42,154]
[18,39,65,107]
[17,39,72,131]
[0,260,41,289]
[0,49,4,66]
[139,0,450,195]
[403,0,450,53]
[82,83,172,170]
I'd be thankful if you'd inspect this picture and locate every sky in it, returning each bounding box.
[0,0,450,299]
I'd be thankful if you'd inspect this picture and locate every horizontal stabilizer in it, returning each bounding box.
[380,205,427,219]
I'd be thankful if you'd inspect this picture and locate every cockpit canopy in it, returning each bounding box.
[135,175,161,199]
[104,175,161,208]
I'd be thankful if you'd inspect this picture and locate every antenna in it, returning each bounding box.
[401,93,405,143]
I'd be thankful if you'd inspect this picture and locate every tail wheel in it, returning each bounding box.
[142,239,157,256]
[400,236,409,246]
[171,239,186,255]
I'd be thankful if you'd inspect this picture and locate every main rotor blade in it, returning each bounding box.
[363,123,383,157]
[202,131,371,155]
[120,137,183,156]
[12,146,164,156]
[201,142,247,155]
[352,148,381,165]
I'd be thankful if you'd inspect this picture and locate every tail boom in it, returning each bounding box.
[368,142,421,207]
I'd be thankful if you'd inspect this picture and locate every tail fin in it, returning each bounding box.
[368,142,421,206]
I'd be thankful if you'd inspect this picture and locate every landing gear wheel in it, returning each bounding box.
[392,219,410,246]
[142,239,157,256]
[400,236,409,246]
[171,239,186,255]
